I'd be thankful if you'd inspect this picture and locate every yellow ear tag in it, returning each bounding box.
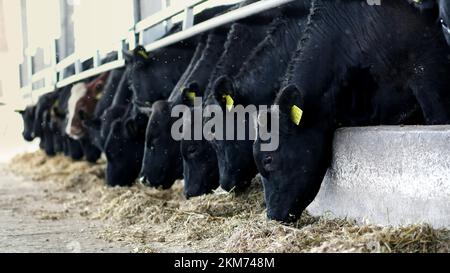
[186,91,196,105]
[96,92,103,100]
[138,49,149,60]
[223,95,234,112]
[291,105,303,126]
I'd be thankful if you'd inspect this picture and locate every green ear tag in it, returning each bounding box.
[290,105,303,126]
[138,49,149,60]
[223,95,234,112]
[187,91,196,105]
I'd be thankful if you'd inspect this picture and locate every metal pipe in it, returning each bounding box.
[56,60,125,88]
[145,0,294,52]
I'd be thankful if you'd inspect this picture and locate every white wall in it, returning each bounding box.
[0,0,38,162]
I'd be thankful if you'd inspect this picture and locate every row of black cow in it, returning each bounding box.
[18,0,450,222]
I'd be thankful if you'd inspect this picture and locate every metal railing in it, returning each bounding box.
[19,0,294,105]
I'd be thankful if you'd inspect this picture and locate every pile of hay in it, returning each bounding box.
[8,151,450,253]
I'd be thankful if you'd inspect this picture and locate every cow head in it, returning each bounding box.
[17,106,36,142]
[104,117,145,187]
[181,137,220,198]
[253,85,332,222]
[179,85,220,198]
[139,100,183,190]
[66,74,109,140]
[208,76,257,192]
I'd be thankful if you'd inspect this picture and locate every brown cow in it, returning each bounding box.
[66,72,110,139]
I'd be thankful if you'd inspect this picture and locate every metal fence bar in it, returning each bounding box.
[55,53,77,72]
[56,59,125,88]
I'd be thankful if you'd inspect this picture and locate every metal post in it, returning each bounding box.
[50,39,58,87]
[130,0,141,49]
[74,59,82,74]
[182,7,194,30]
[162,0,172,32]
[93,49,101,67]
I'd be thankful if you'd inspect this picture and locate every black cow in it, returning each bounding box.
[253,0,450,222]
[136,38,206,190]
[33,91,61,156]
[95,67,139,187]
[95,63,148,187]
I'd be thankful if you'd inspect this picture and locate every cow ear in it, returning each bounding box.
[181,82,201,107]
[213,76,236,112]
[276,85,305,127]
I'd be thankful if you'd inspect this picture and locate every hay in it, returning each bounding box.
[8,151,450,253]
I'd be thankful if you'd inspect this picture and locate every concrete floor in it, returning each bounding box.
[0,164,131,253]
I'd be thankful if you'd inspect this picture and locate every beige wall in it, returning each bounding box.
[0,0,37,161]
[0,0,23,107]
